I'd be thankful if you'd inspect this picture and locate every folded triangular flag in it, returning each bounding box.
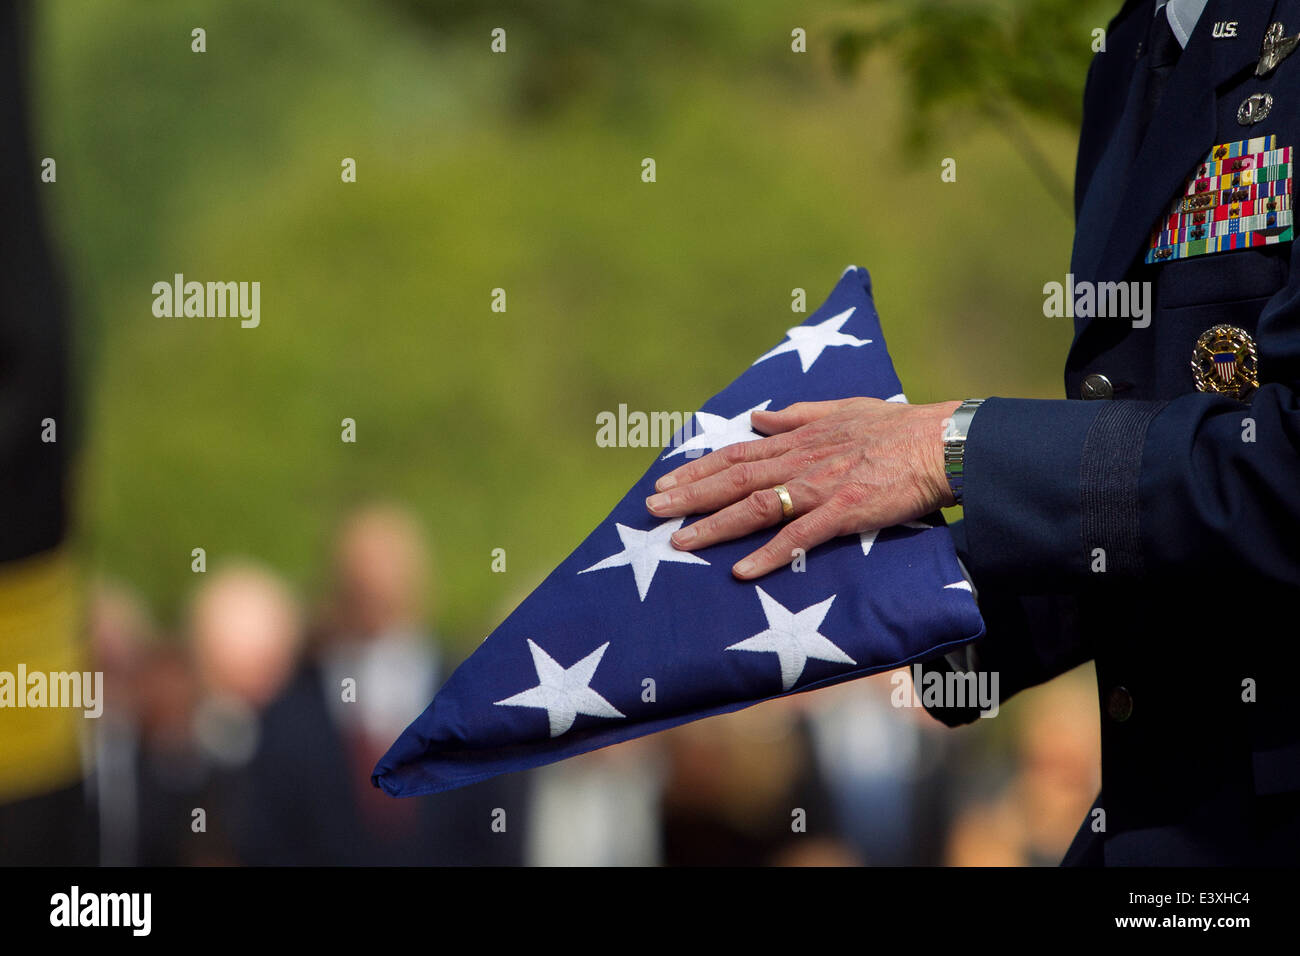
[374,266,984,797]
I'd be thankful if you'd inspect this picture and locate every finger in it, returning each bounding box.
[731,505,841,579]
[670,478,826,550]
[652,432,794,495]
[750,398,859,435]
[649,455,798,519]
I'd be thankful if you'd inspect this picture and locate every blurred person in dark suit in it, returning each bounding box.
[86,580,154,866]
[803,672,956,866]
[659,696,858,866]
[130,640,205,865]
[133,563,303,865]
[945,675,1100,866]
[237,503,528,865]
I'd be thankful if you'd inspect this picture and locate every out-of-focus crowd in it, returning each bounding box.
[5,502,1101,866]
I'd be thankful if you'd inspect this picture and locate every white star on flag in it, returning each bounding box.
[751,308,872,373]
[579,517,710,601]
[726,587,855,691]
[860,520,932,559]
[494,639,625,737]
[664,400,772,460]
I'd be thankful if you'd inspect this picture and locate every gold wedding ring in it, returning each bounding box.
[773,484,795,521]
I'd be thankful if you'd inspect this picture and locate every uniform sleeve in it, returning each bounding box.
[915,518,1092,727]
[960,385,1300,592]
[918,377,1300,725]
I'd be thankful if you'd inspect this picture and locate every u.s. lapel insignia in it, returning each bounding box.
[1257,22,1300,76]
[1191,325,1260,399]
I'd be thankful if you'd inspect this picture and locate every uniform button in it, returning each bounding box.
[1106,686,1134,722]
[1080,373,1114,400]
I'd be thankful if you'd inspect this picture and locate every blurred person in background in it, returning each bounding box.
[803,671,957,866]
[945,674,1100,866]
[659,696,859,866]
[86,580,154,865]
[130,636,204,864]
[237,502,528,865]
[525,740,664,867]
[133,562,303,865]
[189,562,303,767]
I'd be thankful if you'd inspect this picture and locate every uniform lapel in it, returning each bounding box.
[1076,0,1281,288]
[1070,21,1152,286]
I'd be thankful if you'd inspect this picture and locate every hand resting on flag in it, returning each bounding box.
[647,396,963,580]
[371,266,985,797]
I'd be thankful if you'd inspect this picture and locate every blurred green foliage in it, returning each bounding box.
[833,0,1122,209]
[31,0,1099,650]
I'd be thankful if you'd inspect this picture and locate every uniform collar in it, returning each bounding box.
[1155,0,1211,48]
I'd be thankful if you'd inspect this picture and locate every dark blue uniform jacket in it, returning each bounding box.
[928,0,1300,865]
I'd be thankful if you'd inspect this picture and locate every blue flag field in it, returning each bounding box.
[373,266,985,797]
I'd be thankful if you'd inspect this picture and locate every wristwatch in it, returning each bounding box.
[943,399,985,505]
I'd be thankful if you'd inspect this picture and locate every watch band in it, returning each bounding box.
[943,399,985,505]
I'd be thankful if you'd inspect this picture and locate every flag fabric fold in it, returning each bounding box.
[373,265,984,797]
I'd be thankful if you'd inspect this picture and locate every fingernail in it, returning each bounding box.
[656,475,677,490]
[646,493,670,513]
[733,559,754,576]
[672,526,696,546]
